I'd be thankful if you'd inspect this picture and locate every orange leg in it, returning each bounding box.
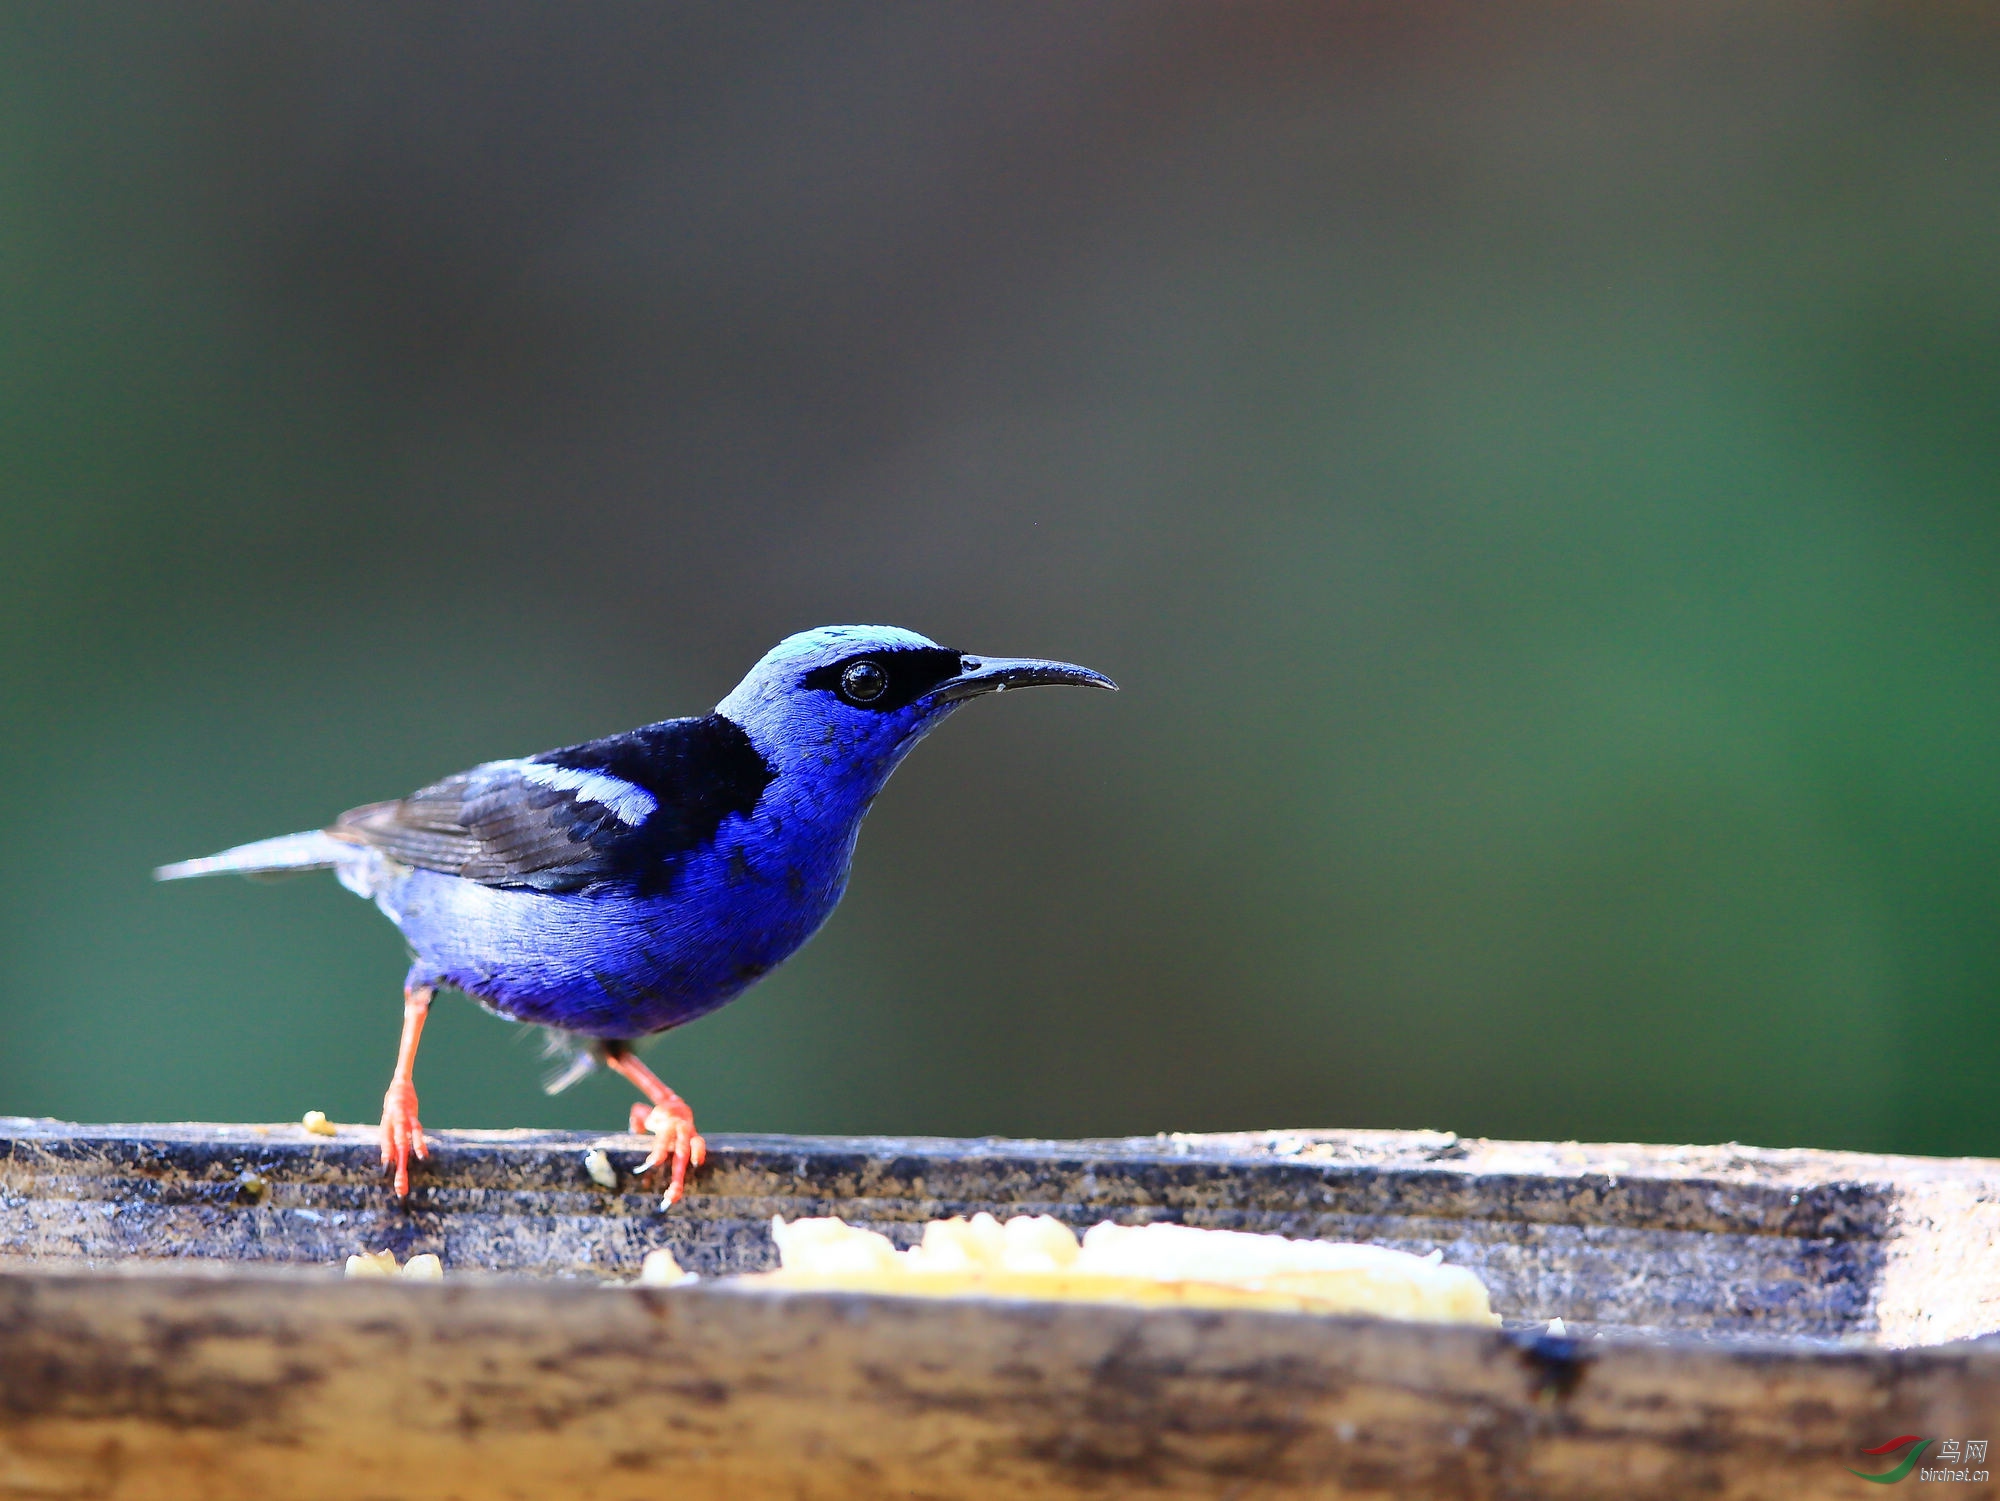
[378,985,431,1197]
[602,1049,707,1208]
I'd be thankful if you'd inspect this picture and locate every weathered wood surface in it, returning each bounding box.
[4,1119,1996,1341]
[0,1119,1997,1499]
[0,1265,1995,1501]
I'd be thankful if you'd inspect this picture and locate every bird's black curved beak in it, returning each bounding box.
[932,655,1119,703]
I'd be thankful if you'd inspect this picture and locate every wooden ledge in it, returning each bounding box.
[0,1121,1995,1499]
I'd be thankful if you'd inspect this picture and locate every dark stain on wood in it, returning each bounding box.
[1513,1328,1591,1400]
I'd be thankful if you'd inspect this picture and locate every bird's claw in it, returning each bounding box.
[380,1079,427,1198]
[630,1101,706,1209]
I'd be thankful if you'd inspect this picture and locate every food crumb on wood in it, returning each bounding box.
[344,1249,399,1279]
[638,1248,694,1286]
[343,1249,444,1280]
[301,1110,337,1137]
[583,1147,618,1189]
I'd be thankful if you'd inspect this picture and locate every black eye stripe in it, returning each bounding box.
[803,646,964,713]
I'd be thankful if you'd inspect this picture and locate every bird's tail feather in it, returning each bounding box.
[154,830,349,882]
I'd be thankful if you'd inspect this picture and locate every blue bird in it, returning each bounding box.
[158,626,1115,1204]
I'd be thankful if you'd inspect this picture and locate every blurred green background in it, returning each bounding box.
[4,4,1998,1158]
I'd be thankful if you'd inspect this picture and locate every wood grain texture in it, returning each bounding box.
[5,1120,1998,1341]
[0,1267,1995,1500]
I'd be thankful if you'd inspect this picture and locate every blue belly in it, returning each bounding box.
[377,839,847,1038]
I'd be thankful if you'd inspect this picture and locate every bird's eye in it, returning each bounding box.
[840,660,888,703]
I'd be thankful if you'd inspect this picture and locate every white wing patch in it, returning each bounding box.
[512,761,658,826]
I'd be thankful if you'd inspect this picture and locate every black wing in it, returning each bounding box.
[329,761,636,891]
[328,714,775,894]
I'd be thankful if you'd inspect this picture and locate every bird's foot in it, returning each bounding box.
[628,1099,707,1209]
[379,1079,427,1197]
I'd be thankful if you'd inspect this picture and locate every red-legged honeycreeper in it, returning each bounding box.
[157,626,1116,1204]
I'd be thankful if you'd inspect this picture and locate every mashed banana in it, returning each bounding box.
[756,1213,1497,1326]
[342,1248,443,1280]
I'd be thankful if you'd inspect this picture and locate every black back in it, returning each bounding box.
[330,714,774,894]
